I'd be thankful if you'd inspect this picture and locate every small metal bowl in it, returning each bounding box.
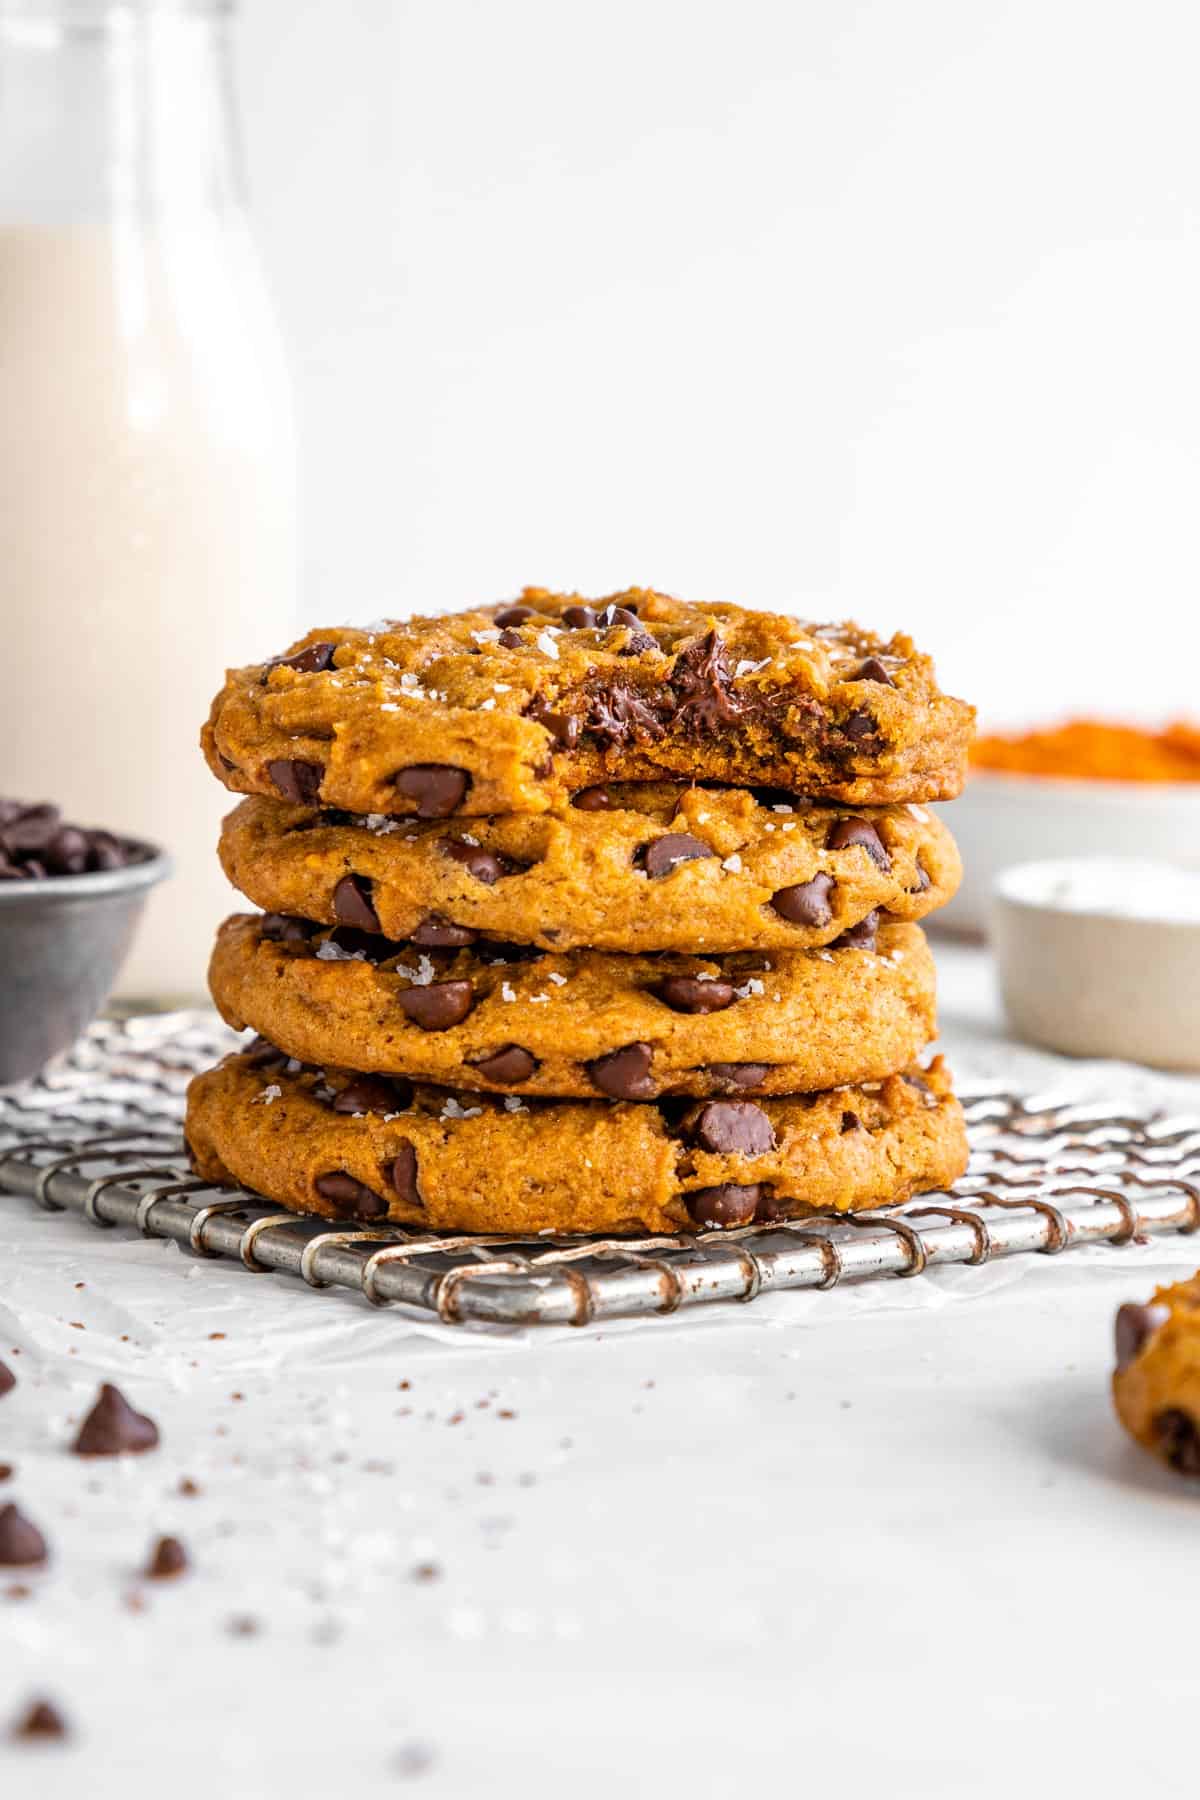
[0,841,172,1084]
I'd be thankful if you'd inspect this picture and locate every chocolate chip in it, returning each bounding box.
[911,859,932,894]
[498,628,525,649]
[1115,1301,1169,1371]
[771,873,835,926]
[260,913,316,944]
[394,765,470,818]
[495,605,535,627]
[469,1044,539,1083]
[571,786,612,810]
[42,827,90,875]
[753,1190,789,1223]
[267,759,323,805]
[389,1143,422,1207]
[333,873,381,933]
[841,710,880,745]
[597,604,642,631]
[685,1183,761,1228]
[399,980,474,1031]
[72,1384,158,1457]
[582,680,666,747]
[146,1535,189,1579]
[827,816,890,868]
[1153,1408,1200,1474]
[656,975,736,1014]
[685,1100,776,1156]
[264,641,337,678]
[0,1504,47,1567]
[562,604,597,628]
[832,910,879,951]
[587,1042,656,1100]
[11,1698,67,1741]
[333,1076,412,1116]
[314,1172,389,1219]
[439,839,515,885]
[410,913,477,947]
[841,1111,861,1132]
[853,656,894,686]
[0,1361,14,1398]
[524,695,581,748]
[87,831,128,872]
[0,804,143,882]
[0,802,60,853]
[620,632,658,655]
[667,630,747,733]
[636,833,715,879]
[705,1062,770,1090]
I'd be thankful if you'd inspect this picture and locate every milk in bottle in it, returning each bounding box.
[0,0,297,999]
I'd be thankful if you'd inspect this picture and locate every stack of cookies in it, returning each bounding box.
[186,588,974,1237]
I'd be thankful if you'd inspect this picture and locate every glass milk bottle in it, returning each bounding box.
[0,0,297,1001]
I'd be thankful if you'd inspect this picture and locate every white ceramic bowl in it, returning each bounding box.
[991,857,1200,1070]
[934,773,1200,937]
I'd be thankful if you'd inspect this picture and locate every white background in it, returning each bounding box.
[237,0,1200,728]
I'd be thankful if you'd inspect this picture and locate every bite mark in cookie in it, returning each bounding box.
[203,589,975,816]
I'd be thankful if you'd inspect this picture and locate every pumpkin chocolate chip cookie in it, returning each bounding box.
[208,911,938,1099]
[217,783,960,954]
[202,589,975,818]
[1112,1278,1200,1474]
[185,1048,967,1237]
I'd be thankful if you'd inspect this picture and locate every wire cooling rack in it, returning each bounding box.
[1,1013,1198,1326]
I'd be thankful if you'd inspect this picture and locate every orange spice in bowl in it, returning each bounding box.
[971,719,1200,783]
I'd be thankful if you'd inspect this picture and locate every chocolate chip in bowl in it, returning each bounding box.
[0,798,171,1083]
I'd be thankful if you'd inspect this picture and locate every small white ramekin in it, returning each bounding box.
[935,773,1200,938]
[990,857,1200,1070]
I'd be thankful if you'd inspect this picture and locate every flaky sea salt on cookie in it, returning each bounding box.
[218,783,960,953]
[202,588,975,818]
[185,1048,968,1238]
[208,911,938,1100]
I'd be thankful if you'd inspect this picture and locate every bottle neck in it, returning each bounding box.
[0,2,244,226]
